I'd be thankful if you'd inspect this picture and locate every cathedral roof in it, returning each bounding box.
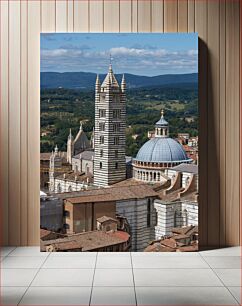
[101,64,119,88]
[135,137,190,163]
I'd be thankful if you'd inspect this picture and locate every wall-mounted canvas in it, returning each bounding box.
[40,33,198,252]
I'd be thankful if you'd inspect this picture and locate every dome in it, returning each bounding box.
[135,137,189,163]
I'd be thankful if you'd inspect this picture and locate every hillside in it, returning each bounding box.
[41,71,198,89]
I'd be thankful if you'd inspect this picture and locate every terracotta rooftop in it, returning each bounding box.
[41,230,130,252]
[172,225,198,236]
[65,183,158,204]
[56,171,93,183]
[97,216,118,223]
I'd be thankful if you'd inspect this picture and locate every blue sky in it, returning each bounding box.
[41,33,198,76]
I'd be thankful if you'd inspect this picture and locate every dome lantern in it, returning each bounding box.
[155,109,169,138]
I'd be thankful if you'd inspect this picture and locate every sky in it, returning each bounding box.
[40,33,198,76]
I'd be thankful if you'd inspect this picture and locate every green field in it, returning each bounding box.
[41,86,198,157]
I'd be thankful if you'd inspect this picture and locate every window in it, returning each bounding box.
[68,185,72,192]
[57,183,61,193]
[99,109,106,118]
[113,95,120,103]
[64,210,70,218]
[115,150,118,158]
[100,149,103,157]
[147,199,151,227]
[100,135,104,144]
[63,223,70,230]
[99,122,105,131]
[113,109,121,119]
[100,162,102,169]
[115,162,118,169]
[113,122,120,132]
[114,137,119,145]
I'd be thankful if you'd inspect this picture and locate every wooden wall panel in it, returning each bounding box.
[90,0,103,32]
[41,0,56,32]
[73,0,89,32]
[56,0,67,32]
[0,0,9,245]
[67,0,74,32]
[195,0,208,247]
[178,0,188,32]
[20,0,28,246]
[27,1,40,245]
[225,0,240,246]
[188,0,195,32]
[120,0,132,32]
[151,0,164,32]
[8,0,21,245]
[131,0,138,32]
[219,0,226,246]
[104,0,119,32]
[164,0,178,32]
[138,0,151,32]
[207,0,220,246]
[0,0,240,247]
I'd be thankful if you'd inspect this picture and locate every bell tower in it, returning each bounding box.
[94,64,126,186]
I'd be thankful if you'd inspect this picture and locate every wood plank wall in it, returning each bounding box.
[0,0,240,247]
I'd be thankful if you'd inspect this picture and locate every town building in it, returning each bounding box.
[40,194,63,232]
[144,225,198,252]
[132,110,193,183]
[63,182,158,251]
[154,163,198,239]
[41,217,130,252]
[94,65,126,186]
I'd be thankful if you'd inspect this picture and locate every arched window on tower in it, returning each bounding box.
[57,183,61,193]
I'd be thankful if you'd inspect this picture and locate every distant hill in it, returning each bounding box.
[40,72,198,90]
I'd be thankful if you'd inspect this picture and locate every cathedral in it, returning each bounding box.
[48,63,128,193]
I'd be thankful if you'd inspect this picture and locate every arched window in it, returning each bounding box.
[68,185,72,192]
[57,183,61,193]
[183,209,188,226]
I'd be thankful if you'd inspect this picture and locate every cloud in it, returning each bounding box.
[41,46,198,75]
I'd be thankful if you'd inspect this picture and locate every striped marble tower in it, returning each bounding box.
[94,64,126,187]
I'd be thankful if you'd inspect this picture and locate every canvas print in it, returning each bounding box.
[40,33,198,252]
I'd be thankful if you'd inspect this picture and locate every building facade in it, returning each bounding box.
[94,65,126,186]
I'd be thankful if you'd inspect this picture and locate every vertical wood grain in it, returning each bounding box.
[0,0,9,245]
[74,0,89,32]
[151,0,164,32]
[9,0,21,246]
[28,1,40,245]
[164,0,178,32]
[90,0,103,32]
[131,0,138,32]
[20,0,28,245]
[219,0,226,247]
[188,0,195,33]
[195,0,208,248]
[207,0,220,246]
[67,0,74,32]
[56,0,67,32]
[120,0,132,32]
[104,0,119,32]
[41,0,56,32]
[225,0,240,246]
[138,0,151,32]
[178,0,188,32]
